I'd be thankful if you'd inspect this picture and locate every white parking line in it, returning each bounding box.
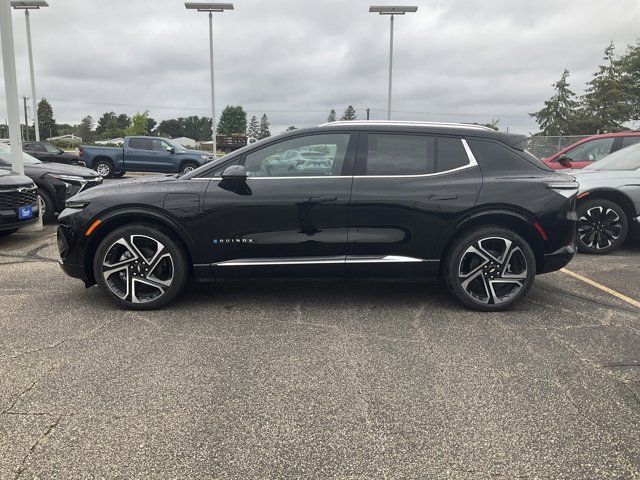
[561,268,640,309]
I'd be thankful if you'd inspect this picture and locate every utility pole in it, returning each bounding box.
[23,96,29,140]
[366,108,370,120]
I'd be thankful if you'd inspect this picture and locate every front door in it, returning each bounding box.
[347,132,482,278]
[197,132,357,278]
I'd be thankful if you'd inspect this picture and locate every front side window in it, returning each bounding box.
[365,134,434,175]
[564,138,614,162]
[244,133,350,177]
[44,143,61,154]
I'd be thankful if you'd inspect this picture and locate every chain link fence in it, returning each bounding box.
[525,135,590,159]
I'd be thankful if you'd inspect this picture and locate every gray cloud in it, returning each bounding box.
[1,0,639,134]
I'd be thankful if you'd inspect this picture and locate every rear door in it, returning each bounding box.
[124,138,159,172]
[347,132,482,278]
[197,131,357,277]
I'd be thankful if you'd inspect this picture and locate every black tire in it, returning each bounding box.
[113,171,126,178]
[445,226,536,311]
[94,159,114,178]
[0,228,18,237]
[576,199,628,254]
[38,189,57,224]
[180,161,198,174]
[93,224,189,310]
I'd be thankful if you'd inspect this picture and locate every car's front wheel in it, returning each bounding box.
[576,199,628,254]
[93,225,189,310]
[445,226,536,311]
[180,161,198,174]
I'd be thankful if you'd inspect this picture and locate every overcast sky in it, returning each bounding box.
[1,0,640,135]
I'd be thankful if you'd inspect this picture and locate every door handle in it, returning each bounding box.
[429,194,459,201]
[308,195,337,204]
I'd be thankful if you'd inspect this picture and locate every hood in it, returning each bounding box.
[24,162,99,178]
[184,148,213,157]
[0,170,34,187]
[74,174,176,198]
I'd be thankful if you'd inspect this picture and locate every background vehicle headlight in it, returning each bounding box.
[65,200,90,209]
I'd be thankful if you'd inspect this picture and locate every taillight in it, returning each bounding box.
[545,181,579,198]
[78,146,83,156]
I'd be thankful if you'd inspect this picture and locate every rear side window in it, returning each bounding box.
[128,138,151,150]
[436,137,468,172]
[365,134,434,175]
[620,136,640,148]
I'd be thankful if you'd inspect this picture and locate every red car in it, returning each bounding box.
[542,132,640,169]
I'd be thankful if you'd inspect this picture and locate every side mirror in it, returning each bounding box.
[166,146,176,154]
[557,154,571,167]
[221,165,247,181]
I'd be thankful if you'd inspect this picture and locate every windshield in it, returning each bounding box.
[0,145,42,165]
[590,142,640,171]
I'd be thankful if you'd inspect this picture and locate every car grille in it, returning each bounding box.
[0,186,37,209]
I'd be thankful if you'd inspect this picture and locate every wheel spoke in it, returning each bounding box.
[131,277,165,303]
[458,245,489,278]
[146,253,174,287]
[130,235,165,265]
[460,269,490,304]
[103,237,138,268]
[102,265,130,299]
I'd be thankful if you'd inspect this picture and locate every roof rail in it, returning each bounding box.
[319,120,496,131]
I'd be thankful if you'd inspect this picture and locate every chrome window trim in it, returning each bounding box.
[213,255,434,267]
[194,138,478,180]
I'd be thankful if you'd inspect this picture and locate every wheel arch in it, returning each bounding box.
[178,158,200,172]
[82,207,198,284]
[577,188,636,222]
[436,209,546,275]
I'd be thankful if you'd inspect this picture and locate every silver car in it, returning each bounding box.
[569,142,640,254]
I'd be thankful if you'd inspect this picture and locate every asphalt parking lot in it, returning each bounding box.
[1,215,640,478]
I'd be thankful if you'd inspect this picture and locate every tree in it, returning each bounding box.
[183,116,212,141]
[286,125,297,131]
[580,42,633,133]
[156,119,184,138]
[340,105,357,121]
[147,117,158,135]
[77,116,95,143]
[126,111,150,136]
[619,40,640,121]
[257,114,271,139]
[37,98,57,138]
[530,70,579,135]
[247,115,259,138]
[116,114,131,132]
[327,109,337,123]
[217,105,247,136]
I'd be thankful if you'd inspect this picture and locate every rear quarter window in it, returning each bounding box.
[436,137,469,172]
[469,139,552,172]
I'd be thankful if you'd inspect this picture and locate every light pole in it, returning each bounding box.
[185,2,233,157]
[369,6,418,120]
[1,0,25,174]
[12,1,48,142]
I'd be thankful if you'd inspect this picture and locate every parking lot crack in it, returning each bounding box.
[1,366,55,415]
[13,414,62,480]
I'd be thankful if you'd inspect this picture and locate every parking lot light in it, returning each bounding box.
[369,5,418,120]
[185,2,234,157]
[11,0,49,142]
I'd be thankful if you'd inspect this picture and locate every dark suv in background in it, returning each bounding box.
[57,121,578,311]
[22,141,84,166]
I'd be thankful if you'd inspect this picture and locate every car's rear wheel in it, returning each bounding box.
[93,225,189,310]
[95,159,114,178]
[180,161,198,174]
[576,199,628,254]
[445,226,536,311]
[113,171,126,178]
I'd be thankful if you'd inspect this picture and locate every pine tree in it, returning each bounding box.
[327,109,337,123]
[37,98,57,138]
[530,70,579,135]
[580,42,633,132]
[340,105,357,121]
[619,40,640,121]
[247,115,259,138]
[77,116,95,143]
[258,114,271,139]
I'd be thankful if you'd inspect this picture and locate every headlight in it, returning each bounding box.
[65,200,90,209]
[49,174,86,184]
[200,154,210,161]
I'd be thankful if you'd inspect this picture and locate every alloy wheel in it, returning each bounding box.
[577,206,622,250]
[102,234,174,304]
[458,236,528,305]
[182,165,195,173]
[96,163,111,177]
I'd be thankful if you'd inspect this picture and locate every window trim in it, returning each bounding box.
[193,134,477,180]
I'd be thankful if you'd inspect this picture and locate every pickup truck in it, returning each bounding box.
[80,136,215,178]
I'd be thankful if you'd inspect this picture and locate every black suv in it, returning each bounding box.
[57,122,578,311]
[23,141,84,166]
[0,170,39,236]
